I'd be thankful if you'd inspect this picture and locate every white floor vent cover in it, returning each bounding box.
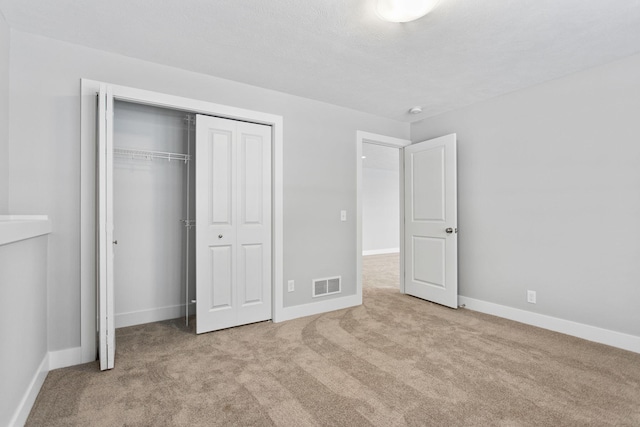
[313,276,341,297]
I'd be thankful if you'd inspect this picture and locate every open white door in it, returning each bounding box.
[195,115,272,333]
[97,84,115,370]
[404,134,458,308]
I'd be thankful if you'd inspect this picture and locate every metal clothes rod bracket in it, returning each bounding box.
[180,219,196,229]
[184,115,196,126]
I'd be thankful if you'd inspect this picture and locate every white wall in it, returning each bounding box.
[362,167,399,254]
[7,30,409,352]
[411,53,640,338]
[113,102,195,327]
[0,14,9,214]
[0,236,48,426]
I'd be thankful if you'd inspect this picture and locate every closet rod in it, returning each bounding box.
[113,147,191,163]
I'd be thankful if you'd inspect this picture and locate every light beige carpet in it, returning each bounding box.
[28,281,640,425]
[363,253,399,289]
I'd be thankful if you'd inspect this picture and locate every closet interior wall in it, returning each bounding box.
[113,101,196,328]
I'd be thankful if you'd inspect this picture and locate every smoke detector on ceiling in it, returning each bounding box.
[409,106,423,115]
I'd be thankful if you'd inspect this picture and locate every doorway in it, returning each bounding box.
[356,131,410,300]
[356,131,458,308]
[80,80,284,367]
[362,142,401,290]
[99,98,274,369]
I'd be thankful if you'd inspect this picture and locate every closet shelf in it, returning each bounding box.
[113,147,191,163]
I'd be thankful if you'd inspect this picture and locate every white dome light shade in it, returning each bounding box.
[376,0,441,23]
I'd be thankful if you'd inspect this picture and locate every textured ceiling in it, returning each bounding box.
[1,0,640,122]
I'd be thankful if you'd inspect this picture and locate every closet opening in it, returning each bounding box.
[112,101,196,330]
[80,79,284,369]
[103,97,276,370]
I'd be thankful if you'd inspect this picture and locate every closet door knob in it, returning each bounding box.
[113,240,118,245]
[218,234,223,239]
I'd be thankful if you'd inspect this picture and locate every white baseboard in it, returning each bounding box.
[9,353,49,427]
[363,248,400,256]
[49,347,83,370]
[115,303,195,328]
[458,296,640,354]
[275,294,362,323]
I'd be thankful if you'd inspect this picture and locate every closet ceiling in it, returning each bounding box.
[1,0,640,122]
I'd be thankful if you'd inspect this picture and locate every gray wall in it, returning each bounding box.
[8,30,409,351]
[363,167,399,253]
[0,236,48,426]
[411,53,640,337]
[0,13,9,214]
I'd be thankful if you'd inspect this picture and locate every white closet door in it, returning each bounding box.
[97,84,115,370]
[195,115,272,334]
[404,134,458,308]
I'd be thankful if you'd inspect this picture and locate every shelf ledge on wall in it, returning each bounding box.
[0,215,52,246]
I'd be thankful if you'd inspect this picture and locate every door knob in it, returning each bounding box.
[218,234,223,239]
[445,228,455,234]
[113,240,118,245]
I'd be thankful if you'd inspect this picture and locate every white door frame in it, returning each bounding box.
[356,131,411,299]
[80,79,284,364]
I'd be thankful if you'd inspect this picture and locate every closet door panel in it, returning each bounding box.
[210,130,233,226]
[210,245,234,310]
[196,115,271,333]
[241,133,264,225]
[239,243,263,305]
[97,83,115,370]
[236,122,272,325]
[196,116,238,333]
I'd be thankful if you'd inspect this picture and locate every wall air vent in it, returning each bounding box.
[312,276,341,298]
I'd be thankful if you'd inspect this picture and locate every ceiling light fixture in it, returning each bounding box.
[376,0,441,23]
[409,106,423,115]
